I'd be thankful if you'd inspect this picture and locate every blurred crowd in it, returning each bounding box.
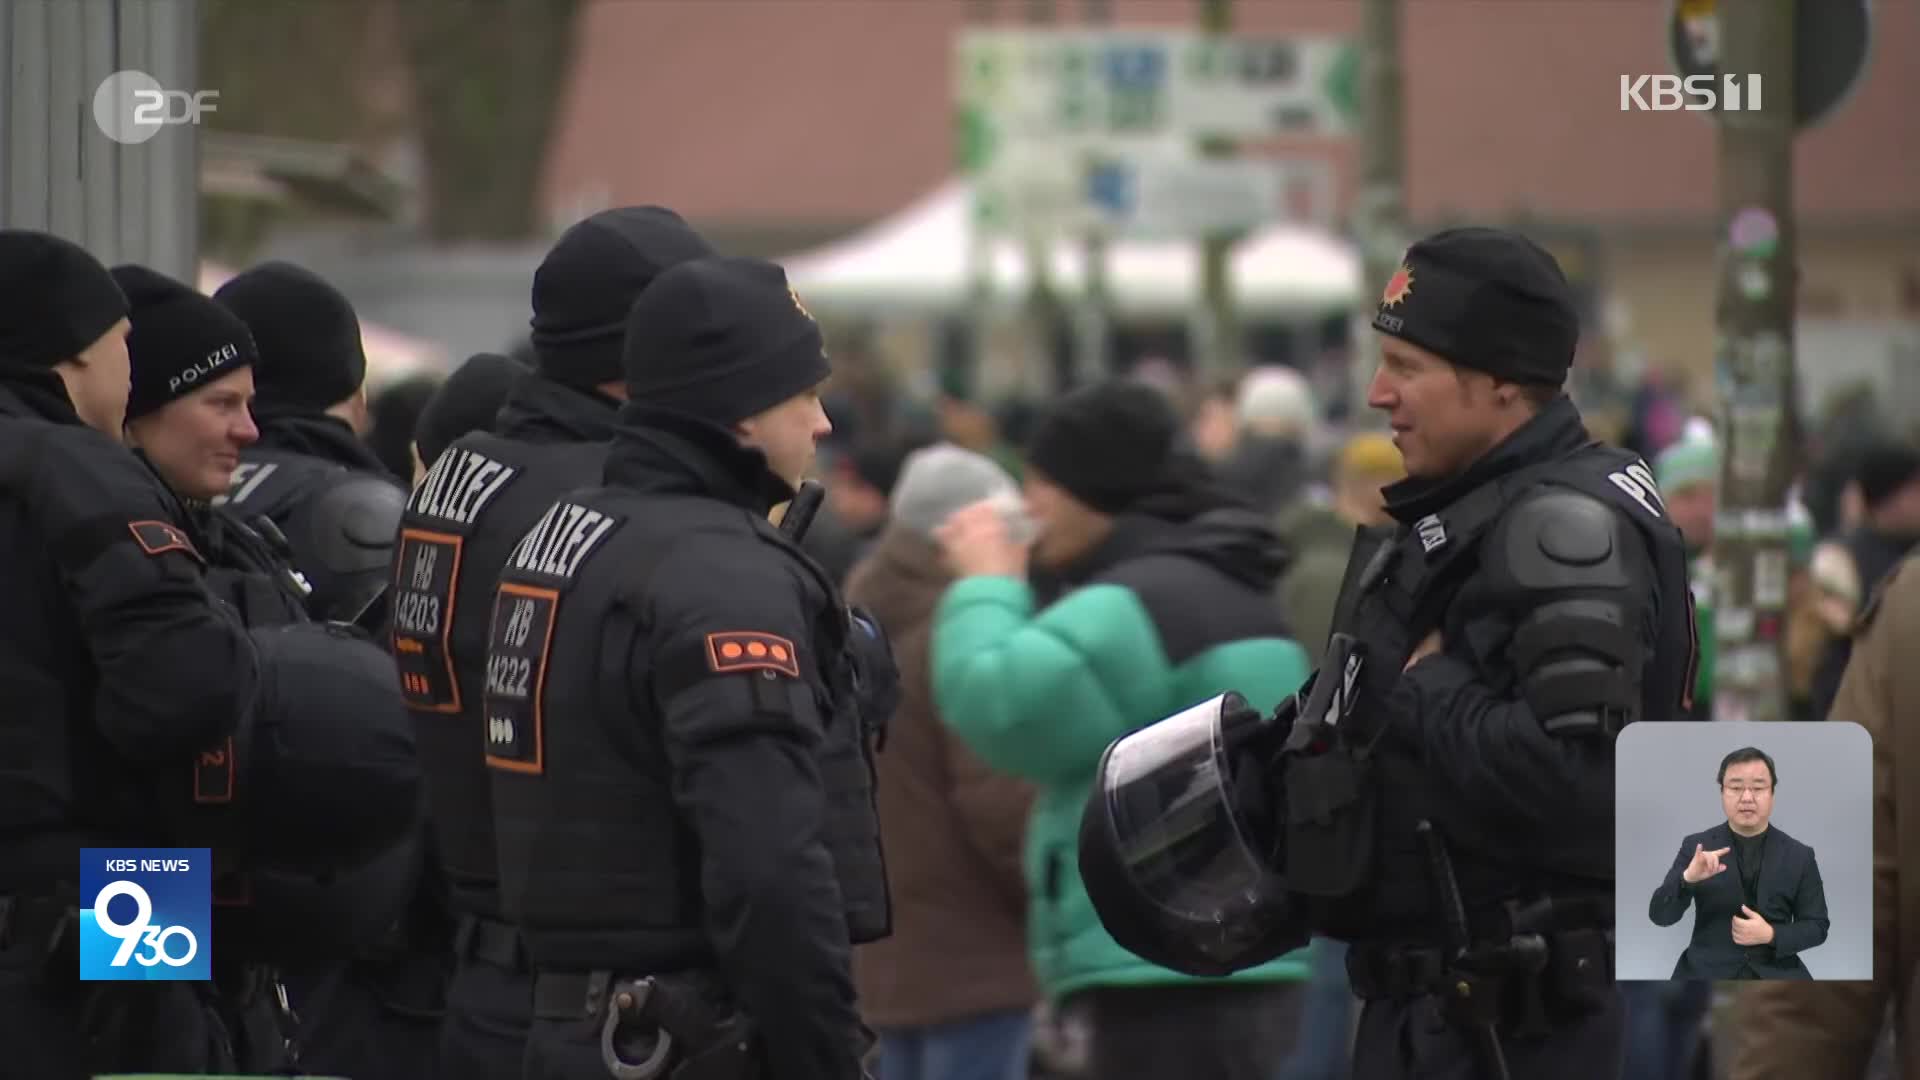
[361,320,1916,1080]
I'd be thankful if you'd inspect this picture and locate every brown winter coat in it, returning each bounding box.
[844,526,1039,1029]
[1728,553,1920,1079]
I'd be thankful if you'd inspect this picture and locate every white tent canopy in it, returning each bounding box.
[780,179,1361,318]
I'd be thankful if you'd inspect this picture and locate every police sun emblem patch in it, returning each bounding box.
[788,285,814,322]
[706,631,801,678]
[1381,264,1414,307]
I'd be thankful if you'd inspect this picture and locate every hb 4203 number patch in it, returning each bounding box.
[483,583,558,775]
[391,529,464,712]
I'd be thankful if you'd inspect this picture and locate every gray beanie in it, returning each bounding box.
[890,442,1020,538]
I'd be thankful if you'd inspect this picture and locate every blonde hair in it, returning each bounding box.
[1336,432,1405,484]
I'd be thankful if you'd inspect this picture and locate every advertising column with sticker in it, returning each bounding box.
[1685,0,1873,724]
[1706,5,1791,724]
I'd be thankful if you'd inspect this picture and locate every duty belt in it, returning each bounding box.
[1346,928,1614,1002]
[452,913,529,973]
[534,968,757,1080]
[0,893,77,964]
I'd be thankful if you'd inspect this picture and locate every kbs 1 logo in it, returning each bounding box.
[1620,73,1763,113]
[79,848,212,981]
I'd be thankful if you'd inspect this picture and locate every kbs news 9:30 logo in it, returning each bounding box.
[79,848,212,981]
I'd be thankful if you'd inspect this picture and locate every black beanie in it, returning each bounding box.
[414,352,529,468]
[1856,442,1920,511]
[530,206,716,390]
[111,265,259,422]
[1026,380,1184,515]
[213,261,368,414]
[368,374,443,480]
[622,257,830,426]
[1371,226,1580,387]
[0,230,129,369]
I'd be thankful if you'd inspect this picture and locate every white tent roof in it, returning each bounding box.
[780,179,1360,318]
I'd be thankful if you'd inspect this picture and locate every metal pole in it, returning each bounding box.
[1349,0,1406,424]
[1024,0,1063,398]
[1075,0,1113,388]
[964,0,999,389]
[1708,0,1798,723]
[1194,0,1237,382]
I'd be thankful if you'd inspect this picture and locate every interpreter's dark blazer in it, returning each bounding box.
[1648,822,1829,980]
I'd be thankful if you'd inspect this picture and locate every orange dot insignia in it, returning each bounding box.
[705,630,802,677]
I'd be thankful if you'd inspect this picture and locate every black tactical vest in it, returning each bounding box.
[391,431,609,919]
[218,448,405,625]
[197,506,313,630]
[486,487,889,974]
[1316,443,1696,941]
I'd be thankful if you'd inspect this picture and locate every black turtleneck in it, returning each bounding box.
[495,375,620,445]
[1381,395,1593,527]
[604,403,796,516]
[0,363,86,425]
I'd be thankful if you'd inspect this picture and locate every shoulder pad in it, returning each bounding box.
[4,424,209,566]
[1490,488,1635,592]
[286,473,406,624]
[310,474,407,556]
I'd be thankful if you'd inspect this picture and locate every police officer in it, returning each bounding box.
[0,232,261,1077]
[212,260,406,627]
[390,206,713,1079]
[1084,228,1696,1080]
[114,262,430,1069]
[210,259,445,1080]
[114,264,311,625]
[489,255,890,1080]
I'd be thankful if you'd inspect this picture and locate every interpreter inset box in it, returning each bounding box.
[1615,720,1871,981]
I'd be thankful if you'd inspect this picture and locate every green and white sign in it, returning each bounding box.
[955,28,1358,173]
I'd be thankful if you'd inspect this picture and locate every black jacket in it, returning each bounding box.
[1043,499,1295,653]
[1318,397,1695,938]
[1649,822,1829,979]
[0,368,257,879]
[252,407,397,480]
[589,407,871,1080]
[493,373,618,445]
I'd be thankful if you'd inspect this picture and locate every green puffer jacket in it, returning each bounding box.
[932,509,1314,1000]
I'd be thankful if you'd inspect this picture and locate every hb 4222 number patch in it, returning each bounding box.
[391,529,464,712]
[483,583,558,775]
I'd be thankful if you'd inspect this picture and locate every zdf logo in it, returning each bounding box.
[1620,73,1763,113]
[92,880,200,969]
[92,69,219,145]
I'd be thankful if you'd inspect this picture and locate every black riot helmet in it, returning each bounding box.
[1078,692,1309,977]
[160,621,420,866]
[158,621,424,967]
[246,621,420,864]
